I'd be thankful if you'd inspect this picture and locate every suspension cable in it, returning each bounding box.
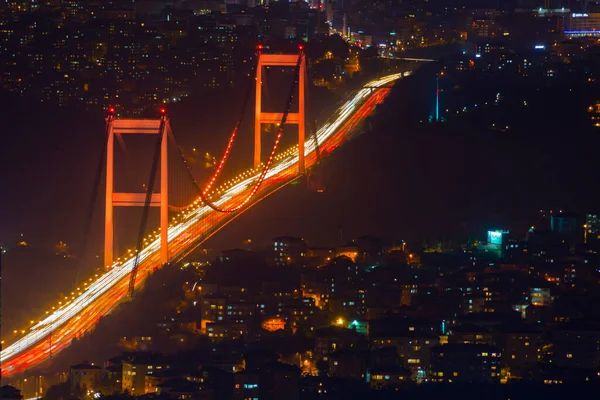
[197,52,303,213]
[74,114,113,287]
[129,116,167,298]
[306,66,321,165]
[167,126,202,211]
[200,49,261,197]
[166,49,261,212]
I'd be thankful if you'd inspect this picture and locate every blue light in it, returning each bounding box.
[475,53,481,58]
[565,30,600,36]
[534,44,545,49]
[436,77,439,122]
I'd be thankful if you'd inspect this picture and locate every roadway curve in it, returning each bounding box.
[1,71,408,377]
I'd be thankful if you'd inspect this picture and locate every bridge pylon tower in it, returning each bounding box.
[254,48,306,174]
[104,110,169,269]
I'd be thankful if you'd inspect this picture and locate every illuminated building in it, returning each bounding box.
[234,371,260,400]
[563,259,593,285]
[334,245,360,262]
[262,281,300,300]
[497,325,543,377]
[589,102,600,128]
[430,344,502,383]
[370,334,437,376]
[550,212,578,235]
[235,362,301,400]
[262,317,286,332]
[305,247,334,267]
[585,213,600,239]
[475,41,507,55]
[530,286,553,306]
[470,16,497,39]
[105,359,124,393]
[120,353,167,395]
[6,0,38,12]
[369,318,438,376]
[448,325,494,345]
[552,321,600,369]
[69,361,102,393]
[481,229,509,258]
[205,322,230,342]
[461,295,485,314]
[201,295,226,330]
[368,366,412,390]
[273,236,307,265]
[328,349,367,380]
[285,297,316,333]
[400,286,412,306]
[488,229,509,246]
[329,294,363,318]
[314,326,362,361]
[565,12,600,36]
[155,379,208,398]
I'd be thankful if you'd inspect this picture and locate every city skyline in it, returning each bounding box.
[3,0,600,399]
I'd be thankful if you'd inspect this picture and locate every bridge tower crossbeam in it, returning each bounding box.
[105,115,169,269]
[255,51,306,174]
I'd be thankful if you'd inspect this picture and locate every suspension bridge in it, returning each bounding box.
[0,47,410,378]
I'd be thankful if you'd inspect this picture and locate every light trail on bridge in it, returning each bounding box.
[0,71,408,377]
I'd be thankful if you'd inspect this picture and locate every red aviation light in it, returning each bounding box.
[298,44,304,51]
[108,106,115,115]
[160,107,167,115]
[257,43,263,51]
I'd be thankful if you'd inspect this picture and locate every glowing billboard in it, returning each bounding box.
[487,230,508,246]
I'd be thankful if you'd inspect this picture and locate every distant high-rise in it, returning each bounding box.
[585,213,600,240]
[550,212,578,234]
[273,236,307,265]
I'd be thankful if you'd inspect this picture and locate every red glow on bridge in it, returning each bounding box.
[0,70,403,377]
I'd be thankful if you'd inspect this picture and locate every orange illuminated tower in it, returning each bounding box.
[104,109,169,269]
[254,47,306,174]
